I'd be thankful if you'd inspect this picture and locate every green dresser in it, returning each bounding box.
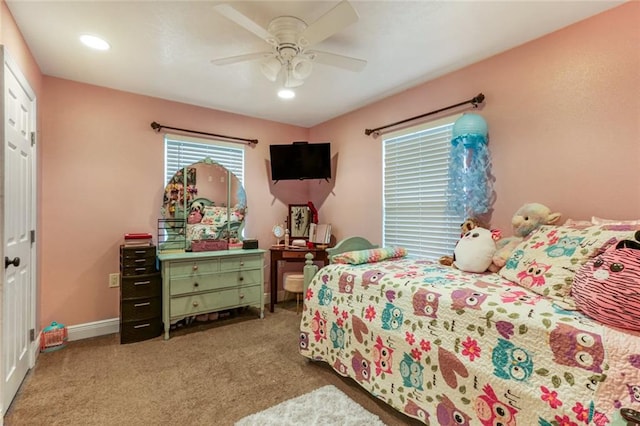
[158,249,265,339]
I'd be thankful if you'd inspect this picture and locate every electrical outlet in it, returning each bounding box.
[109,273,120,288]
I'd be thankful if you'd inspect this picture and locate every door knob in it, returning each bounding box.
[5,256,20,269]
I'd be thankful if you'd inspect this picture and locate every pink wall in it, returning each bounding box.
[5,1,640,329]
[311,2,640,243]
[41,80,309,326]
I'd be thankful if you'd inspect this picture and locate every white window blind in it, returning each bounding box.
[383,115,464,260]
[164,134,244,185]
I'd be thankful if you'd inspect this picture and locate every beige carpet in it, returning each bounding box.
[4,305,422,426]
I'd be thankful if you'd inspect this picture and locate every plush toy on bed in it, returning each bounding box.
[571,231,640,331]
[439,218,488,267]
[453,227,500,273]
[488,202,562,272]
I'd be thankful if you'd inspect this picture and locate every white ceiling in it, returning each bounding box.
[7,1,623,127]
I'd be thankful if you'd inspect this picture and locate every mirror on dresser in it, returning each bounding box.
[157,157,265,340]
[159,157,246,251]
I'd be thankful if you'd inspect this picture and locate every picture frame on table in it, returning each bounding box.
[288,204,310,239]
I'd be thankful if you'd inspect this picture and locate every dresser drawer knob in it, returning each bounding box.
[239,276,244,282]
[134,302,151,307]
[192,264,199,271]
[240,261,244,266]
[239,293,245,299]
[193,301,199,307]
[193,282,199,288]
[133,323,151,329]
[134,280,150,286]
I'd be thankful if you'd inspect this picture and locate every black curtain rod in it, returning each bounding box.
[364,93,485,137]
[150,121,258,146]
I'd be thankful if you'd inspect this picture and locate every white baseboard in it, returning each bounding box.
[67,318,119,341]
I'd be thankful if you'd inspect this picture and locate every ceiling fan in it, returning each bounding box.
[211,0,367,88]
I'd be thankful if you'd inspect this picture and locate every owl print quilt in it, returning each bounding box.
[298,258,640,425]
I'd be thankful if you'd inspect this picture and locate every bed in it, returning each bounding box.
[298,227,640,425]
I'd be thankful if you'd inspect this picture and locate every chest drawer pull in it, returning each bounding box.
[193,301,199,307]
[239,276,244,282]
[134,302,151,307]
[240,261,244,266]
[135,267,147,272]
[134,258,146,263]
[192,264,199,271]
[133,323,151,329]
[239,293,245,299]
[134,280,151,286]
[193,282,199,288]
[134,250,147,255]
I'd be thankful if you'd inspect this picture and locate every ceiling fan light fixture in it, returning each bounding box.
[260,57,282,82]
[278,88,295,99]
[283,70,304,88]
[291,57,313,80]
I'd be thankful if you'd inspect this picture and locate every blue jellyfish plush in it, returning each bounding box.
[446,113,493,217]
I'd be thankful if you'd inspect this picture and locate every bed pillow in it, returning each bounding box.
[562,218,593,229]
[331,247,407,265]
[201,206,228,226]
[591,216,640,226]
[571,232,640,331]
[499,225,639,307]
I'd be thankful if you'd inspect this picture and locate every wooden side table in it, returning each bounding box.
[269,247,329,312]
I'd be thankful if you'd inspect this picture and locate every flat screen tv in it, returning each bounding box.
[269,142,331,181]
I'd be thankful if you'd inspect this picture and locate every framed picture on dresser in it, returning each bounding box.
[288,204,310,239]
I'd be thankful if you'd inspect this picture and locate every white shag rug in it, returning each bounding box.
[235,385,387,426]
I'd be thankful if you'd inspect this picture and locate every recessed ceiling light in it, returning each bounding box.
[278,89,295,99]
[80,34,110,51]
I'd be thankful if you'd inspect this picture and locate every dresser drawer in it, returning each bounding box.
[122,264,158,276]
[170,269,262,296]
[121,246,156,260]
[281,250,308,260]
[121,255,156,268]
[220,255,263,271]
[170,285,261,317]
[121,296,162,321]
[120,318,163,344]
[167,258,220,278]
[121,273,161,299]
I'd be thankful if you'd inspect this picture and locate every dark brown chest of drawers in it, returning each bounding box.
[119,245,162,344]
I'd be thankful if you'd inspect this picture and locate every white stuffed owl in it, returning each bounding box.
[453,227,497,273]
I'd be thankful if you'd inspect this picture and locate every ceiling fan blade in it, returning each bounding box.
[299,0,359,47]
[211,52,272,66]
[213,4,273,41]
[308,50,366,72]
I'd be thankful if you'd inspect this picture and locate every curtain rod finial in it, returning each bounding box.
[473,93,485,105]
[150,121,161,132]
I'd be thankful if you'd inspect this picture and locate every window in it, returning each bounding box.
[383,115,464,259]
[164,134,244,185]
